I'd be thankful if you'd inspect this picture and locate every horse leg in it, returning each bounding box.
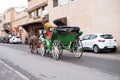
[29,43,32,48]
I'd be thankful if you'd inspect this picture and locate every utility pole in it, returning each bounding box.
[10,8,14,35]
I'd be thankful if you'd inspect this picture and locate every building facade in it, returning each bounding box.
[0,14,3,36]
[48,0,120,51]
[12,10,28,43]
[1,8,29,43]
[2,8,15,34]
[21,0,48,38]
[0,21,6,37]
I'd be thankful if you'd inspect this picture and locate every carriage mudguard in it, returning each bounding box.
[78,31,83,36]
[51,29,58,42]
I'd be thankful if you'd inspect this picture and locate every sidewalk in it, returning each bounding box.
[0,60,29,80]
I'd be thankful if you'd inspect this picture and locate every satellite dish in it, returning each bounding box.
[41,15,45,18]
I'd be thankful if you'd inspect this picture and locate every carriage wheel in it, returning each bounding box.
[40,44,46,56]
[52,40,63,60]
[73,39,83,58]
[31,45,38,54]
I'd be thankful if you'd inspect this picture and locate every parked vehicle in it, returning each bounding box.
[81,33,117,53]
[0,37,3,43]
[9,36,22,44]
[0,36,9,43]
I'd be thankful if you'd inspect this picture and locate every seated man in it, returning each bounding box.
[44,20,52,33]
[44,20,53,39]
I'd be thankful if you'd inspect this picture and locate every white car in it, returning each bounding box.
[81,33,117,53]
[9,36,22,44]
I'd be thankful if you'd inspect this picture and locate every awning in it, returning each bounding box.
[1,27,12,33]
[3,29,10,33]
[20,18,43,31]
[14,27,19,32]
[21,18,43,27]
[54,17,67,26]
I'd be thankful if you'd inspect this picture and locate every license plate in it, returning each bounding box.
[108,46,113,48]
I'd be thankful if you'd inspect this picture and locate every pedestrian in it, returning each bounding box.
[25,37,28,44]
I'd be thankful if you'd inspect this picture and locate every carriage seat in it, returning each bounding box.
[56,26,80,34]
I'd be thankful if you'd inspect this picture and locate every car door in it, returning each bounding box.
[9,37,13,43]
[11,36,15,43]
[89,34,97,49]
[82,35,91,50]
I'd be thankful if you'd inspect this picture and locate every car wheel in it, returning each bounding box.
[93,45,100,53]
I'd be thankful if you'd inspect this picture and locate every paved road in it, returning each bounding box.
[2,43,120,75]
[0,43,120,80]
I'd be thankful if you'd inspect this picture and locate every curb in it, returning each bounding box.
[83,52,120,60]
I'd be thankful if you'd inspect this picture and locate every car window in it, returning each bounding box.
[100,34,113,39]
[12,36,15,38]
[90,34,97,39]
[83,35,90,40]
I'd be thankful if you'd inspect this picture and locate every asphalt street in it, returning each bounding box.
[2,43,120,74]
[0,43,120,80]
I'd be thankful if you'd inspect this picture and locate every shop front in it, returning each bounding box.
[21,21,44,39]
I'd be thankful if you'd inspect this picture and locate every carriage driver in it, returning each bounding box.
[43,20,54,39]
[44,20,52,34]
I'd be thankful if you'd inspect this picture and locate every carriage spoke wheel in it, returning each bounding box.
[31,45,38,54]
[40,44,46,56]
[74,39,83,58]
[52,40,62,60]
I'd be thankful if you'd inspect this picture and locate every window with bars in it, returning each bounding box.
[53,0,58,7]
[29,11,35,19]
[37,8,42,17]
[42,5,48,16]
[53,0,74,7]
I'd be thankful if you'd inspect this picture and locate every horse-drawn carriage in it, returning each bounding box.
[30,26,83,60]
